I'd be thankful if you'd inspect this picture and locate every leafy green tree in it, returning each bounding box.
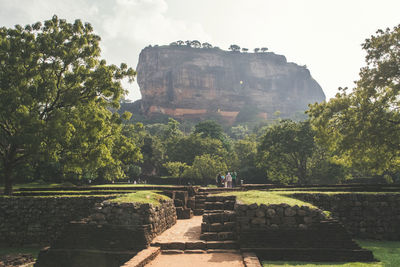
[191,40,201,48]
[233,137,258,173]
[261,47,268,52]
[257,120,315,184]
[202,42,212,49]
[168,134,227,165]
[183,154,227,185]
[254,48,260,53]
[140,135,164,176]
[0,16,136,194]
[230,125,250,140]
[163,161,189,184]
[194,120,224,140]
[241,48,249,53]
[229,44,240,52]
[308,24,400,177]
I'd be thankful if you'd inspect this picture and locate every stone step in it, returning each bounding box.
[176,207,193,219]
[162,249,240,254]
[200,231,236,241]
[201,222,236,232]
[193,209,204,216]
[204,201,235,210]
[206,241,239,249]
[202,211,236,223]
[195,203,205,209]
[241,248,375,262]
[205,196,236,202]
[152,241,238,250]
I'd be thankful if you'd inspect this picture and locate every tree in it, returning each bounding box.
[168,134,227,165]
[163,161,189,184]
[261,47,268,52]
[169,42,178,46]
[184,154,227,185]
[257,120,315,184]
[254,48,260,53]
[140,135,164,176]
[308,24,400,177]
[176,40,184,46]
[229,44,241,52]
[202,42,212,49]
[230,125,249,140]
[185,40,192,47]
[0,16,136,194]
[194,120,224,140]
[232,137,257,172]
[241,48,249,53]
[191,40,201,48]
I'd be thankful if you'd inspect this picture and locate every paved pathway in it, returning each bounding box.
[145,252,245,267]
[152,216,202,243]
[146,216,245,267]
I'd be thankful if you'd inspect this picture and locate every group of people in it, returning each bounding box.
[217,172,238,188]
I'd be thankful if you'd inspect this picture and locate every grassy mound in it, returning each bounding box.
[110,190,170,206]
[217,190,316,208]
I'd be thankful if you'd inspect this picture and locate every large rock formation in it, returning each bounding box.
[135,45,325,123]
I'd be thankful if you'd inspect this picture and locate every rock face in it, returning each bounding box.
[136,45,325,123]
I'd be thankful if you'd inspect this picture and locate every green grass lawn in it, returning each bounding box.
[89,184,176,188]
[262,240,400,267]
[0,181,76,190]
[217,190,317,208]
[109,190,170,205]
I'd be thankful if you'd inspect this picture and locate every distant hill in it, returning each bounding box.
[127,44,325,124]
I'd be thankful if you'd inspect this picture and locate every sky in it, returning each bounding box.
[0,0,399,101]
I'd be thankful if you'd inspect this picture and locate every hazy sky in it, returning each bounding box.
[1,0,399,101]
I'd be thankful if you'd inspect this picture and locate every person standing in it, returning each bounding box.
[217,174,223,187]
[232,171,237,187]
[226,172,232,188]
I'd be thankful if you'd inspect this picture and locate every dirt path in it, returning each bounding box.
[152,216,202,243]
[146,216,246,267]
[145,252,245,267]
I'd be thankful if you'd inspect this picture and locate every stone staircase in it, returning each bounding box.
[192,191,207,215]
[199,195,239,250]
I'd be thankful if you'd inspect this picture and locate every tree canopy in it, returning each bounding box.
[0,16,138,194]
[257,120,315,184]
[308,24,400,177]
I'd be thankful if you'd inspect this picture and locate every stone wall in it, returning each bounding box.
[35,199,177,267]
[235,203,326,231]
[233,202,374,262]
[0,196,111,246]
[292,193,400,240]
[86,199,177,240]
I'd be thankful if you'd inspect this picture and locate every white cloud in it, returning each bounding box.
[0,0,210,101]
[1,0,400,101]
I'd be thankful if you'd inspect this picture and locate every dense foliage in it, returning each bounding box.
[308,24,400,181]
[0,16,139,194]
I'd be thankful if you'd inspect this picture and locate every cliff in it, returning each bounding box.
[135,45,325,123]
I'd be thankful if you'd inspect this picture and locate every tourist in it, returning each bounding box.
[221,174,226,188]
[232,171,237,187]
[226,172,232,188]
[217,174,223,187]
